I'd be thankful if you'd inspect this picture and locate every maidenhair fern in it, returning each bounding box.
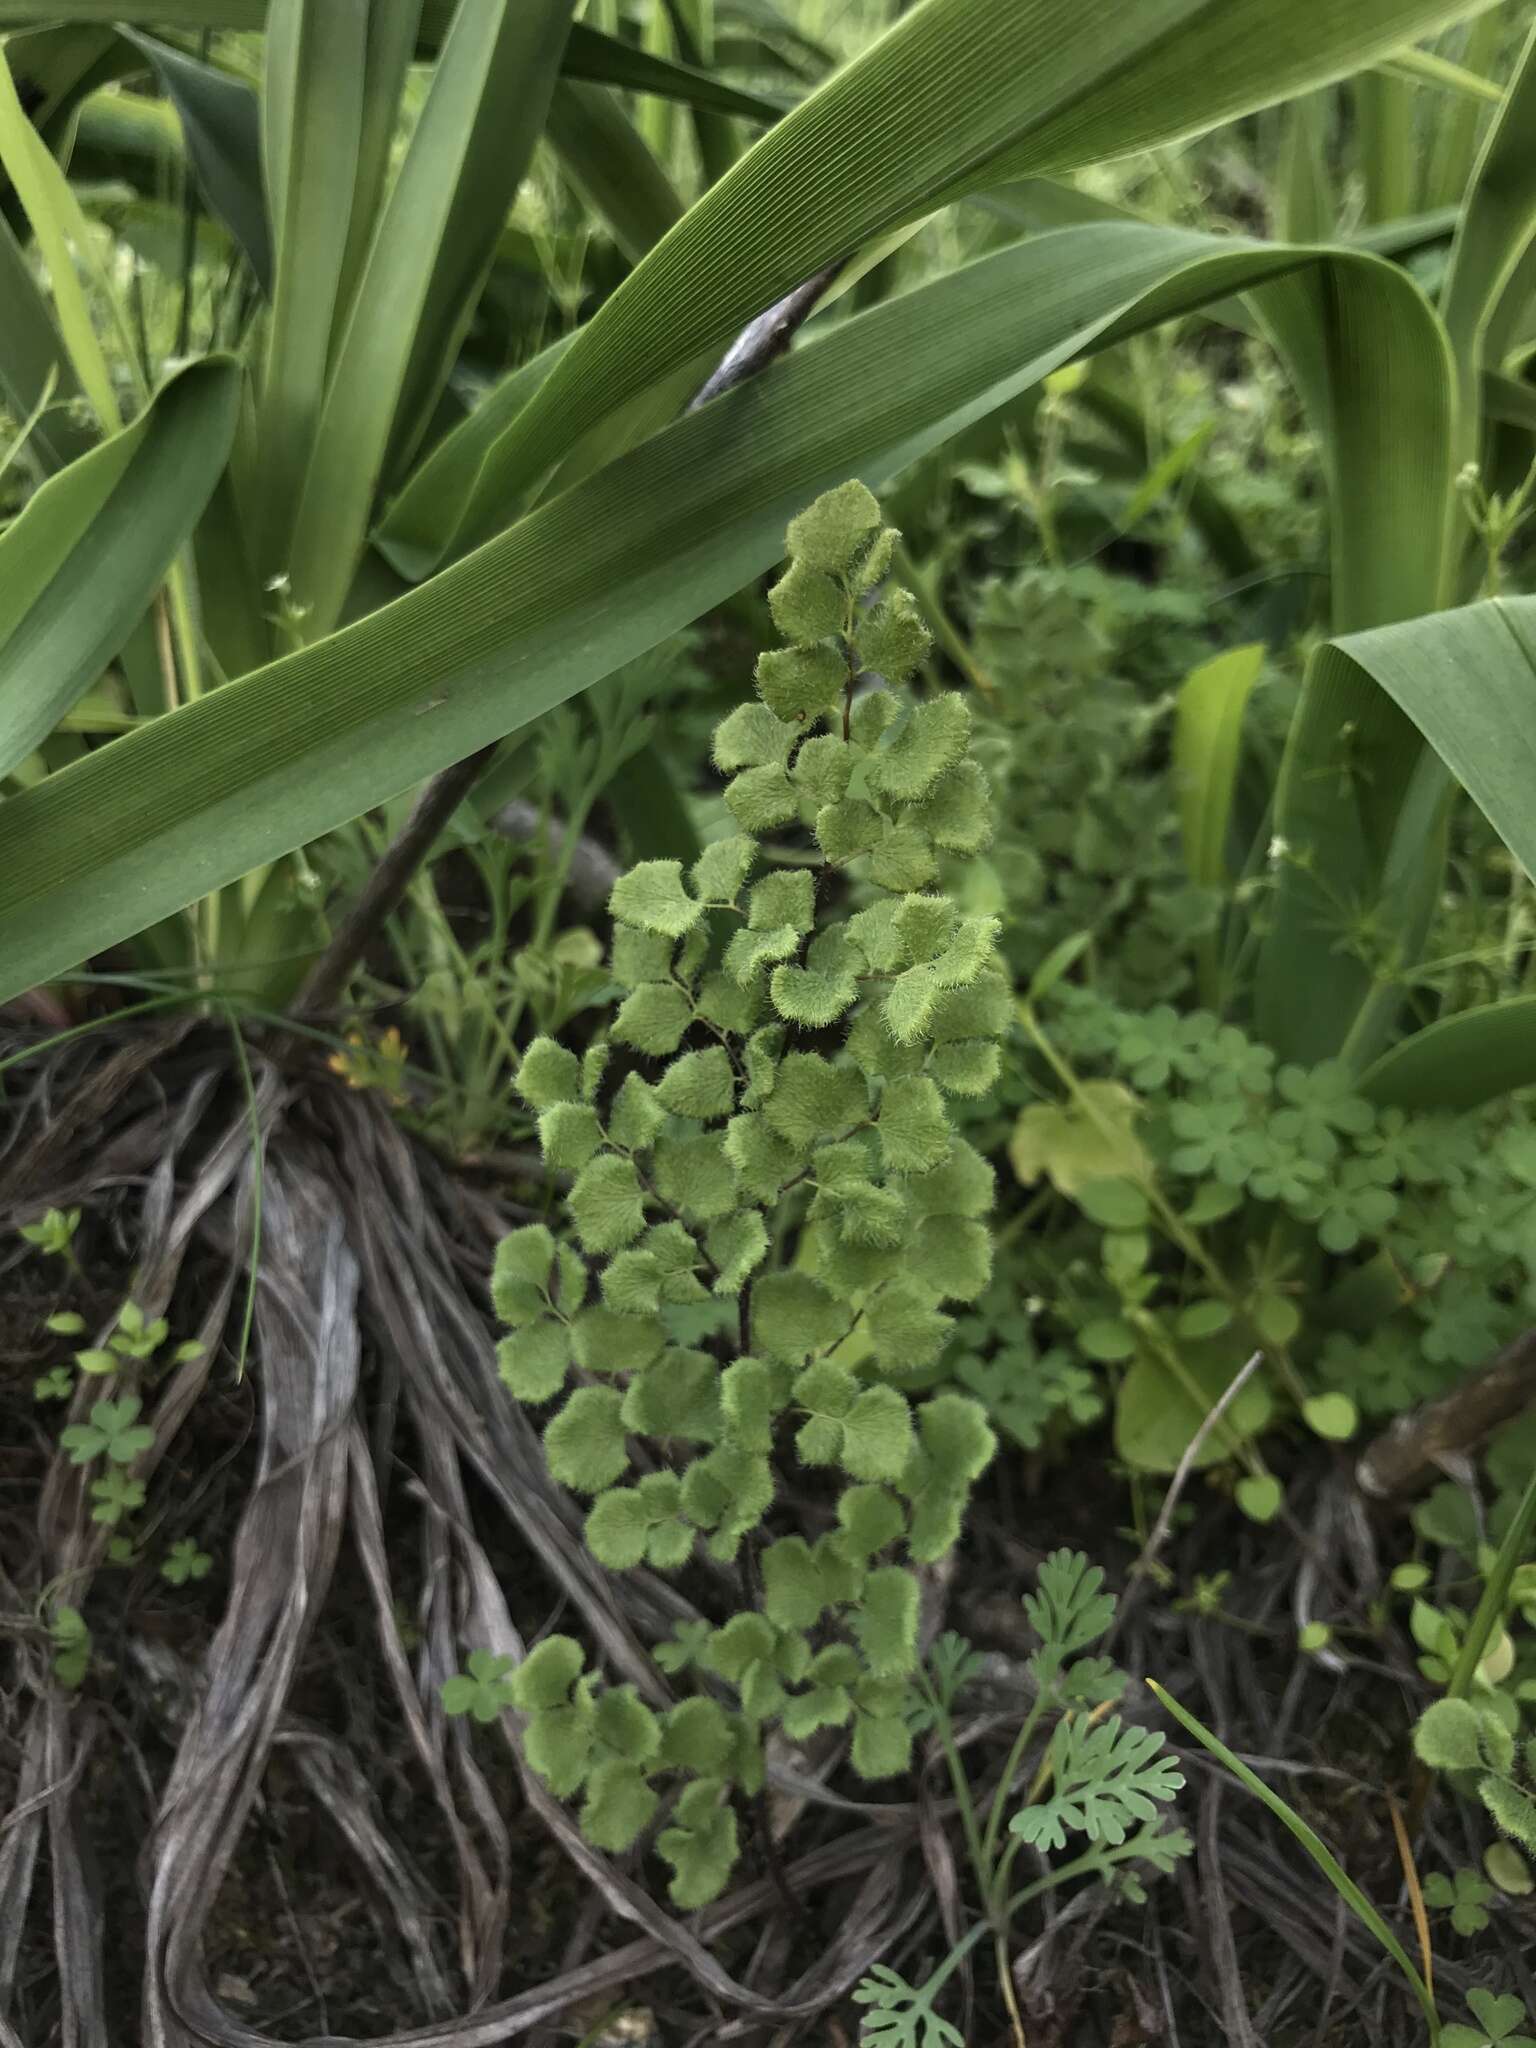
[478,482,1005,1908]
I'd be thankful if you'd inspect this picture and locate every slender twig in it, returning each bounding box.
[293,743,498,1019]
[1356,1323,1536,1499]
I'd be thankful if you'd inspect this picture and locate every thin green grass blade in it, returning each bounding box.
[1277,92,1334,243]
[0,359,240,779]
[286,0,577,638]
[1147,1682,1441,2038]
[0,221,1434,1001]
[1425,7,1502,205]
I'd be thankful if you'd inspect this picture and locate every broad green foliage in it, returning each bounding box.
[461,485,1003,1907]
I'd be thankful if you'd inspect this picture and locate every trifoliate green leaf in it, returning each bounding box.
[930,1040,1002,1096]
[657,1780,739,1909]
[852,1710,913,1779]
[836,1485,906,1561]
[610,860,701,938]
[770,558,846,642]
[839,1385,916,1482]
[756,642,844,724]
[517,1037,581,1111]
[819,1179,908,1249]
[855,1565,920,1677]
[524,1699,595,1796]
[538,1102,604,1172]
[652,1131,738,1221]
[544,1387,629,1493]
[611,924,674,988]
[793,734,853,806]
[754,1272,844,1363]
[762,1536,831,1629]
[928,969,1011,1042]
[497,1320,571,1402]
[492,1225,555,1325]
[910,759,993,854]
[914,1394,997,1489]
[749,869,815,934]
[860,589,931,687]
[621,1347,721,1442]
[585,1486,653,1568]
[741,1027,783,1108]
[762,1053,869,1154]
[720,1355,787,1452]
[895,894,957,962]
[815,797,885,862]
[906,1140,994,1220]
[844,897,901,972]
[661,1697,736,1775]
[580,1759,659,1853]
[910,1215,992,1302]
[690,834,756,904]
[713,701,795,772]
[723,924,800,985]
[786,479,881,574]
[593,1684,661,1763]
[571,1305,665,1376]
[703,1613,778,1683]
[722,1113,797,1203]
[725,764,798,832]
[581,1043,609,1103]
[510,1634,585,1712]
[657,1048,737,1122]
[706,1210,769,1293]
[845,1009,924,1084]
[878,1076,951,1174]
[568,1155,647,1253]
[613,982,692,1056]
[849,688,898,748]
[608,1074,667,1154]
[642,1222,707,1302]
[867,694,970,804]
[868,822,937,892]
[695,970,763,1036]
[681,1443,775,1555]
[867,1282,952,1372]
[771,960,859,1027]
[782,1677,854,1741]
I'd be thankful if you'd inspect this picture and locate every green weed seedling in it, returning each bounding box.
[854,1548,1188,2043]
[445,484,1006,1907]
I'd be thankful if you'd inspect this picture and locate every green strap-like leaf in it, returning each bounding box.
[255,0,367,575]
[286,0,577,638]
[0,211,91,474]
[0,360,241,782]
[0,221,1413,1000]
[116,27,273,292]
[407,0,1497,560]
[1362,997,1536,1110]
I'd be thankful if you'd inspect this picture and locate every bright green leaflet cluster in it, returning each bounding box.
[980,985,1536,1476]
[481,484,1005,1908]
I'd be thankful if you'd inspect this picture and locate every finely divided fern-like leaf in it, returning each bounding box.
[1023,1547,1116,1682]
[851,1965,964,2048]
[1010,1714,1185,1853]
